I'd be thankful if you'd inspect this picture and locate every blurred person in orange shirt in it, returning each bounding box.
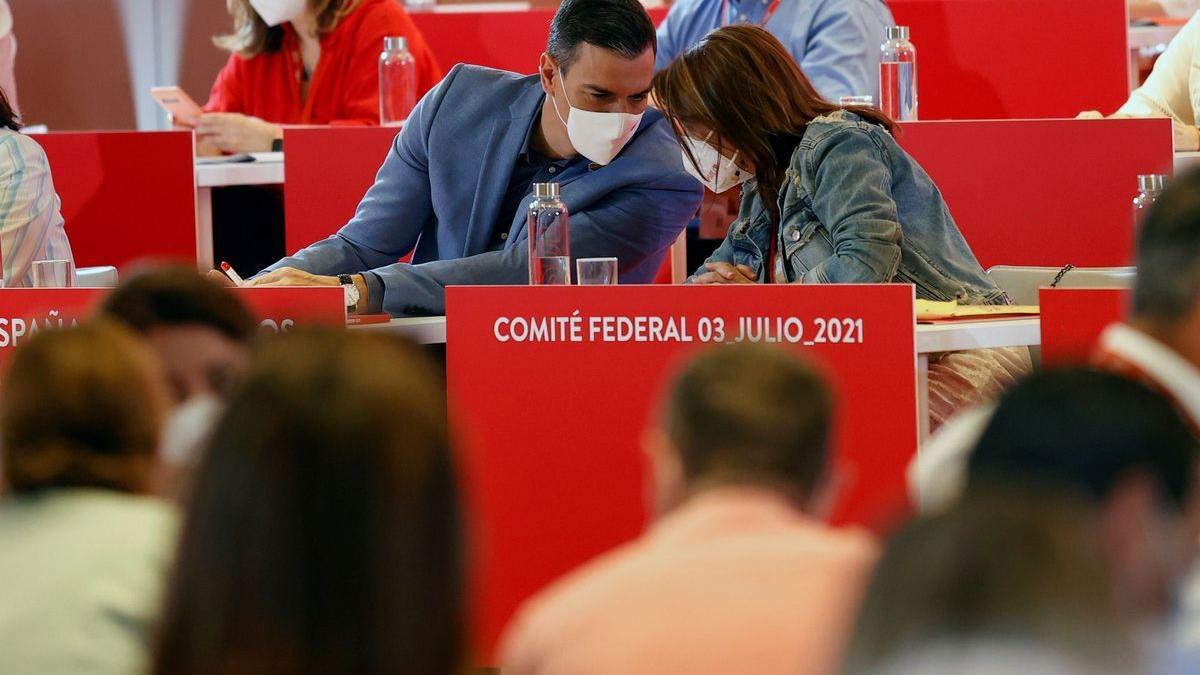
[500,344,878,675]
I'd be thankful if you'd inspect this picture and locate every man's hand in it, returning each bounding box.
[195,113,281,154]
[244,267,338,288]
[206,269,236,287]
[246,267,371,314]
[689,261,758,285]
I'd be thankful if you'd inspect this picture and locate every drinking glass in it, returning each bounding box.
[576,257,618,285]
[32,260,73,288]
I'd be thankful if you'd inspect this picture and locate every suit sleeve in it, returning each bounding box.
[364,177,702,316]
[261,66,460,282]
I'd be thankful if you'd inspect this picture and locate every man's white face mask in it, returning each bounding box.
[249,0,307,27]
[160,394,224,470]
[680,131,754,194]
[551,69,643,166]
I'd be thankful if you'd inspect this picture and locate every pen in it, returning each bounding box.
[220,261,246,287]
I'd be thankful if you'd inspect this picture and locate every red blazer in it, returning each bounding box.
[204,0,443,125]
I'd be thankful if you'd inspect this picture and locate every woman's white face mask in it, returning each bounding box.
[681,131,754,194]
[550,70,643,166]
[249,0,307,27]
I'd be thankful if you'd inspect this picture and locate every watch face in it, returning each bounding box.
[343,282,360,307]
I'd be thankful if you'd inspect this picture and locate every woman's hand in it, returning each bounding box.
[689,262,758,285]
[195,113,281,153]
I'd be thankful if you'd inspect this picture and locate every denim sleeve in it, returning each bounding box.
[796,0,880,102]
[260,65,461,277]
[801,127,903,284]
[686,234,739,282]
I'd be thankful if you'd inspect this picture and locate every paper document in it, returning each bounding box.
[916,299,1040,322]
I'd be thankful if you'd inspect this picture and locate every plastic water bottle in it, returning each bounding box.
[880,26,918,121]
[528,183,571,285]
[379,36,416,126]
[1133,174,1165,227]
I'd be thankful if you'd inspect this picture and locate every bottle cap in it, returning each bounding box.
[885,26,910,41]
[533,182,560,199]
[384,36,408,53]
[1138,174,1166,192]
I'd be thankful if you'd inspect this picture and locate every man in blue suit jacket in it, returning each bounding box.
[244,0,703,317]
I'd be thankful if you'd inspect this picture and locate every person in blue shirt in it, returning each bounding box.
[236,0,703,317]
[655,0,894,102]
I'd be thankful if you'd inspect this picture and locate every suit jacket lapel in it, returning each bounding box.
[461,84,545,257]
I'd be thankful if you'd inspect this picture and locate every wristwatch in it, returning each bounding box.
[338,274,360,312]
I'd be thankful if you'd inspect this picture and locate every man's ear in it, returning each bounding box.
[641,427,686,517]
[539,53,557,95]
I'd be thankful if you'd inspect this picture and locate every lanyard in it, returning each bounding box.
[720,0,782,28]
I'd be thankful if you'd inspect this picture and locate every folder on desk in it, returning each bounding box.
[916,299,1040,323]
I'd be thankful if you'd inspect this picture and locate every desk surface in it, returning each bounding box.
[350,315,1043,352]
[1129,24,1183,50]
[1176,151,1200,174]
[195,153,285,188]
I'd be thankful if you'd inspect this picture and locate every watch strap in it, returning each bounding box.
[338,274,358,311]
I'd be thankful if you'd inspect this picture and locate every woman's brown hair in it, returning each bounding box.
[1,321,167,495]
[652,25,896,226]
[216,0,362,58]
[152,329,464,675]
[0,87,20,131]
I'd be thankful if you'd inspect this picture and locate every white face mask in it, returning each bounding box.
[160,394,224,470]
[681,132,754,194]
[550,71,643,166]
[249,0,307,27]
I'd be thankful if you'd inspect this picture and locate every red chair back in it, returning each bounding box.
[1039,287,1130,366]
[890,0,1129,120]
[411,8,668,76]
[897,118,1173,269]
[38,131,197,269]
[282,127,400,256]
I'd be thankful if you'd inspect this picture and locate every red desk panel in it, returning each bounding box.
[898,118,1172,269]
[38,131,197,270]
[413,1,1127,120]
[890,0,1130,120]
[1039,287,1129,367]
[283,126,400,255]
[412,8,669,76]
[447,284,919,661]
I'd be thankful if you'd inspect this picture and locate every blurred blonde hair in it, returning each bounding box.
[215,0,362,58]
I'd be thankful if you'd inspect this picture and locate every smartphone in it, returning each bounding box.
[150,86,204,127]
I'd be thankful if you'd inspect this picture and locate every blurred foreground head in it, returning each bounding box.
[649,343,834,515]
[100,264,256,405]
[152,329,464,675]
[842,488,1135,675]
[968,368,1200,618]
[1,320,169,495]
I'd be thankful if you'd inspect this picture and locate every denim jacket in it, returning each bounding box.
[695,111,1006,305]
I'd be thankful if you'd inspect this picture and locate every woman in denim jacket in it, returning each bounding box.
[653,25,1029,428]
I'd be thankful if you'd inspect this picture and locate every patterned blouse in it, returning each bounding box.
[0,127,74,287]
